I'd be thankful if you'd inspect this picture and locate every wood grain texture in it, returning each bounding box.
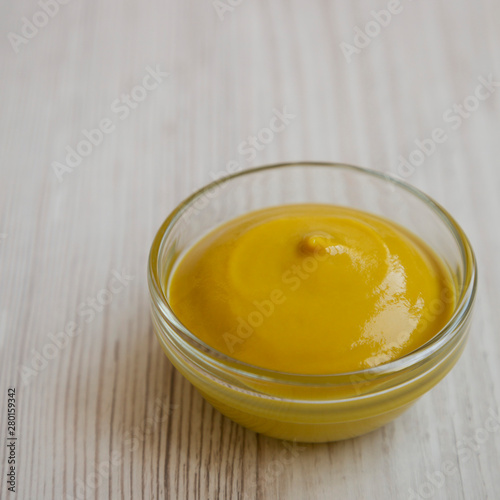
[1,1,499,499]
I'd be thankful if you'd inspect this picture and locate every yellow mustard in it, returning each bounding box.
[168,204,454,374]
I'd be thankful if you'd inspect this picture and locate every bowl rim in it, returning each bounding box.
[148,162,477,384]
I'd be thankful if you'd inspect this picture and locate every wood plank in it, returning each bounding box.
[1,0,499,498]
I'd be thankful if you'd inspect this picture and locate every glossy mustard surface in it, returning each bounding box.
[168,204,454,374]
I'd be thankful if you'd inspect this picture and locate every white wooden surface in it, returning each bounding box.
[1,1,500,499]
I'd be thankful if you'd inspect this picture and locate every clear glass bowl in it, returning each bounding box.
[148,163,477,442]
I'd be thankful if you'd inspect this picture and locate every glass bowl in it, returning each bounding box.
[148,163,477,443]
